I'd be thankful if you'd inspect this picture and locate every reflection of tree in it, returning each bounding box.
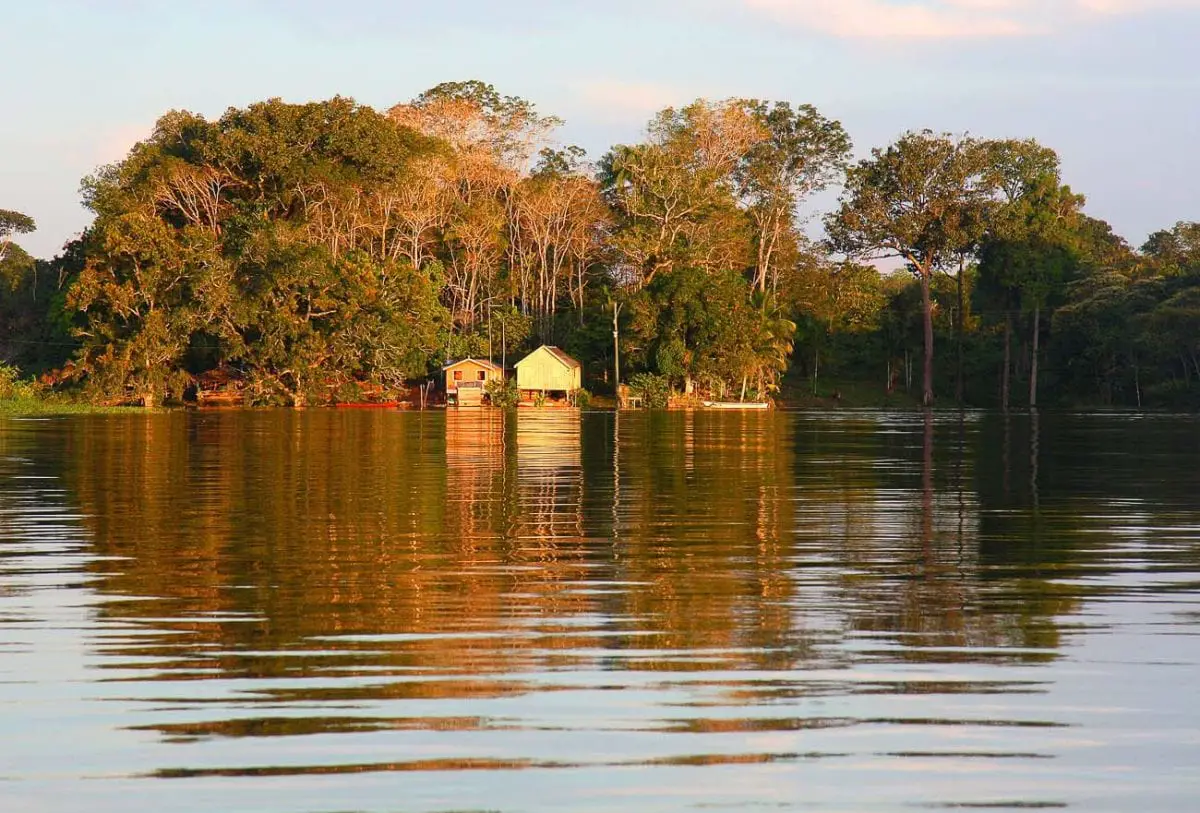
[784,412,1064,659]
[37,408,1131,736]
[610,411,800,669]
[971,412,1200,651]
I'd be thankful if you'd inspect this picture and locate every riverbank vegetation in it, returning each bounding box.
[0,363,137,415]
[3,82,1199,409]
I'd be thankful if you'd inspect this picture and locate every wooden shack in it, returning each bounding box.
[443,358,504,407]
[514,345,582,405]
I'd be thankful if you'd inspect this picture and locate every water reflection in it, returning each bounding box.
[515,410,582,540]
[1,410,1199,812]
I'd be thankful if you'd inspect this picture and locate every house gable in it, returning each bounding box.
[443,358,503,374]
[444,359,505,398]
[514,345,582,394]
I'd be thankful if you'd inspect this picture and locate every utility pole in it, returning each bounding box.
[612,300,622,407]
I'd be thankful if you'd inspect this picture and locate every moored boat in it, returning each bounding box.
[701,401,770,410]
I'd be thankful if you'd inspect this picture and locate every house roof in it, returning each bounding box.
[442,357,503,372]
[514,345,581,369]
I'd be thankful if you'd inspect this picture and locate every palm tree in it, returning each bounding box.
[742,292,796,401]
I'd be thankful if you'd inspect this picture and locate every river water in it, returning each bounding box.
[1,409,1198,812]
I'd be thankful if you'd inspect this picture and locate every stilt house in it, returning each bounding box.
[444,358,504,407]
[514,345,582,404]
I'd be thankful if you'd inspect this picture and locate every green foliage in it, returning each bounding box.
[1142,222,1200,273]
[628,372,670,408]
[826,130,994,405]
[572,387,592,409]
[0,209,36,236]
[63,98,451,405]
[626,267,795,398]
[0,363,35,400]
[485,377,519,408]
[7,88,1200,412]
[0,362,138,415]
[0,209,76,376]
[0,208,36,266]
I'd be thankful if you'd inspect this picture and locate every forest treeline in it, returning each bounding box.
[2,80,1199,408]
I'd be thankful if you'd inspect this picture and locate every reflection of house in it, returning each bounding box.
[443,358,504,407]
[516,410,582,539]
[445,409,507,537]
[514,345,581,405]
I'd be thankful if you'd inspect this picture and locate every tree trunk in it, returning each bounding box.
[1001,309,1012,412]
[920,267,934,407]
[1029,303,1040,408]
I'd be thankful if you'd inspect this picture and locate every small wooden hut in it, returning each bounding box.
[514,345,582,405]
[443,358,504,407]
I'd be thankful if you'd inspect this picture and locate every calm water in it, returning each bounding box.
[2,409,1199,812]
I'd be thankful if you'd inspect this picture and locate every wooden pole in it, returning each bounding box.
[613,301,622,407]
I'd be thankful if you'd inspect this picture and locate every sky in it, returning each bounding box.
[2,0,1198,258]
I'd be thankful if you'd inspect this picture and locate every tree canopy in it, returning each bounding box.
[4,82,1199,411]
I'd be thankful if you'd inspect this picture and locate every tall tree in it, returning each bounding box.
[389,81,601,335]
[68,98,449,405]
[826,131,991,406]
[1142,221,1200,274]
[0,209,43,367]
[976,140,1082,408]
[600,99,763,288]
[508,151,609,336]
[0,209,36,266]
[734,101,851,294]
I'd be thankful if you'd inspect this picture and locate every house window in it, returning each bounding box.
[478,371,487,381]
[453,370,463,381]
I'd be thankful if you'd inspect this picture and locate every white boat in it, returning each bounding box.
[701,401,770,410]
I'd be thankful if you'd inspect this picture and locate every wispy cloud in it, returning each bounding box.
[740,0,1200,39]
[571,79,686,119]
[91,121,154,166]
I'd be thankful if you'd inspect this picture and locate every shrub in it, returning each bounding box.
[572,388,592,409]
[0,364,38,401]
[485,377,520,408]
[628,372,670,409]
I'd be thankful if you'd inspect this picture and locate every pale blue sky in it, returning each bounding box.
[3,0,1198,258]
